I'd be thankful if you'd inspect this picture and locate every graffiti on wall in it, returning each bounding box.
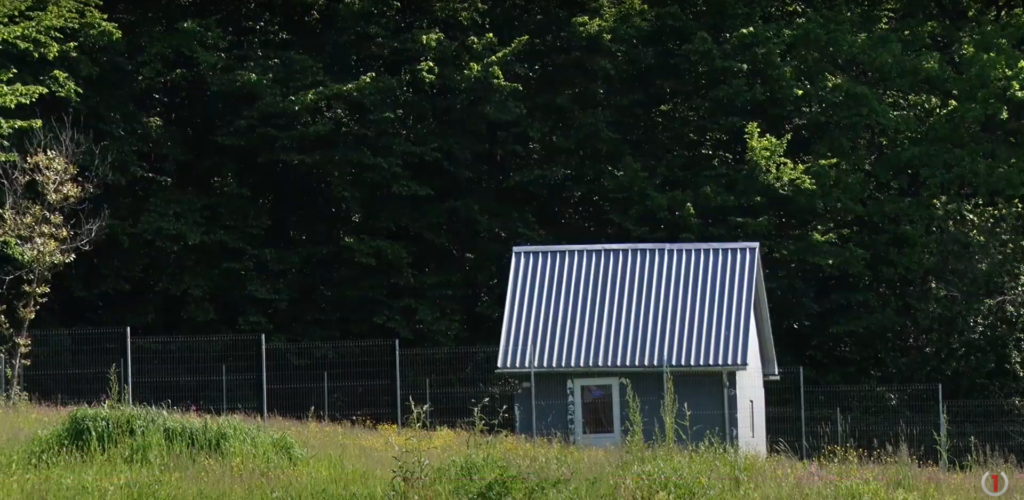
[566,378,575,444]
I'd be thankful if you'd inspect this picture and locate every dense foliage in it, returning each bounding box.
[5,0,1024,397]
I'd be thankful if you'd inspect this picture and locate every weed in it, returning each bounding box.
[623,379,645,452]
[405,397,431,430]
[387,432,433,499]
[105,364,124,408]
[468,397,508,435]
[660,372,677,447]
[934,410,949,470]
[435,452,520,500]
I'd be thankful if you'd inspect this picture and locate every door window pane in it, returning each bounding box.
[581,384,614,434]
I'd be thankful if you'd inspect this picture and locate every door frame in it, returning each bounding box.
[572,377,622,446]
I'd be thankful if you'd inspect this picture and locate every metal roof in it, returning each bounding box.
[496,243,777,374]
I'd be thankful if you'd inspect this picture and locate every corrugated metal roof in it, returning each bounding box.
[496,243,777,373]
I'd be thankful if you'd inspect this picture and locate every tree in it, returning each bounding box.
[0,121,105,390]
[28,0,1024,398]
[0,0,118,144]
[0,0,116,392]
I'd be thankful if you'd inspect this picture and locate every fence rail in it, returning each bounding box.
[2,327,1023,465]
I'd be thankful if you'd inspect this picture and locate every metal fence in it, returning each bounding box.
[18,327,127,406]
[131,334,264,415]
[944,399,1024,466]
[398,346,519,431]
[764,367,944,462]
[265,340,397,424]
[3,327,1024,466]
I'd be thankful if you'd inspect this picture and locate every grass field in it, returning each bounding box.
[0,402,1015,499]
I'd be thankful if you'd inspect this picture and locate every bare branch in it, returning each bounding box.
[60,207,107,253]
[15,114,111,186]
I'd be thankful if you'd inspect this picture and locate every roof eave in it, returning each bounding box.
[753,251,779,376]
[513,242,760,253]
[495,366,748,374]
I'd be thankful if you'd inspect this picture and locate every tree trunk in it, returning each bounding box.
[11,342,21,393]
[10,295,35,394]
[10,331,28,394]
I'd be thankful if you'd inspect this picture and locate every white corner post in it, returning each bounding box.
[126,326,133,405]
[260,334,268,421]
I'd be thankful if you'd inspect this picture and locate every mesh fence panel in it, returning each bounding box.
[20,327,127,405]
[399,346,518,431]
[265,340,396,425]
[802,384,941,462]
[130,335,263,415]
[945,399,1024,465]
[764,367,805,457]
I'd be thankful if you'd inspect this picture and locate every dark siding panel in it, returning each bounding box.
[517,372,729,445]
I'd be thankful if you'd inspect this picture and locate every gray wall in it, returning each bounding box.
[514,371,735,446]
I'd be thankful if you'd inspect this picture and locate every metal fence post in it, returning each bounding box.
[222,364,227,414]
[323,371,328,422]
[663,353,669,443]
[938,383,946,469]
[260,334,267,421]
[395,339,401,429]
[799,366,807,460]
[1,353,5,399]
[836,407,841,446]
[126,326,133,405]
[425,377,431,427]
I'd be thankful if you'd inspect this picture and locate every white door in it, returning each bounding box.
[573,377,621,447]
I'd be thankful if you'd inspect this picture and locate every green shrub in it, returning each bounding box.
[27,406,303,465]
[434,453,517,500]
[433,450,566,500]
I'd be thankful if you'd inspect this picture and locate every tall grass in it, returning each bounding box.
[27,406,303,466]
[0,402,1015,499]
